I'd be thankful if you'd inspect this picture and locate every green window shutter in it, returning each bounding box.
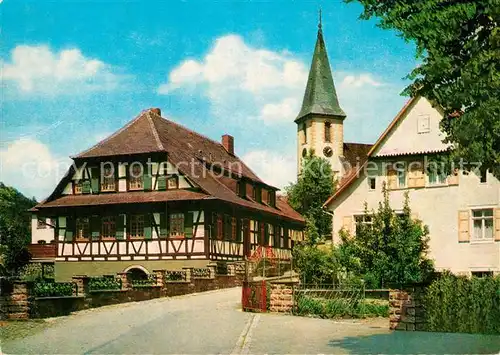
[91,215,100,240]
[91,178,99,194]
[144,214,152,239]
[116,214,125,239]
[65,216,75,241]
[157,176,167,191]
[184,212,193,238]
[82,180,91,194]
[144,175,152,191]
[159,212,167,237]
[264,223,269,246]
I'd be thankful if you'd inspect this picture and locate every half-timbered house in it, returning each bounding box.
[30,108,305,281]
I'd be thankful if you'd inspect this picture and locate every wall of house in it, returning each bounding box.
[31,215,55,243]
[328,164,500,274]
[54,259,211,282]
[372,97,450,157]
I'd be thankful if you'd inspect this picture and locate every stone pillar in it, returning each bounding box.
[153,270,165,288]
[9,281,30,320]
[184,268,192,283]
[269,282,296,313]
[208,265,216,279]
[117,272,130,290]
[389,287,426,331]
[71,275,89,297]
[227,264,236,276]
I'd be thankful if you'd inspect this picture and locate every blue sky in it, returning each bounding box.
[0,1,418,200]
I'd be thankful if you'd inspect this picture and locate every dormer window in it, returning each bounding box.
[74,180,83,194]
[101,165,116,192]
[267,190,276,207]
[129,164,143,190]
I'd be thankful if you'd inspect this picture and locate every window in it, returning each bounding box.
[129,215,144,238]
[231,217,237,241]
[428,169,447,185]
[355,215,373,229]
[417,114,430,133]
[168,175,179,189]
[224,215,232,240]
[480,170,488,183]
[76,217,90,239]
[397,164,406,188]
[368,177,376,190]
[304,124,307,144]
[101,166,116,192]
[387,163,406,189]
[169,213,185,237]
[324,122,332,142]
[472,271,493,278]
[74,180,83,194]
[472,209,493,240]
[101,216,116,238]
[129,164,143,190]
[37,218,46,229]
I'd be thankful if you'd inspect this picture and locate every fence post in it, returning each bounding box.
[152,269,165,288]
[71,275,88,297]
[116,272,130,291]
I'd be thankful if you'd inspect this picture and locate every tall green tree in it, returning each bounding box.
[339,187,434,288]
[347,0,500,178]
[0,182,36,275]
[286,151,335,243]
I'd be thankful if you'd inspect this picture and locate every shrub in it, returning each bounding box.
[33,280,74,297]
[424,272,500,334]
[88,276,122,291]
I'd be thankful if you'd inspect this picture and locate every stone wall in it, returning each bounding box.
[0,281,30,320]
[389,287,426,331]
[0,263,243,320]
[269,282,296,313]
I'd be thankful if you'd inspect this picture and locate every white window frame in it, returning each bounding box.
[395,162,407,188]
[367,177,376,191]
[471,208,494,241]
[354,214,373,233]
[427,169,447,187]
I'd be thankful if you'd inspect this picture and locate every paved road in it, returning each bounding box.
[2,288,500,354]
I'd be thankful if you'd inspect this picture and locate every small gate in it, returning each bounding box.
[242,280,267,312]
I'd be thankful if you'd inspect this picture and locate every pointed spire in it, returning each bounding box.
[295,15,346,122]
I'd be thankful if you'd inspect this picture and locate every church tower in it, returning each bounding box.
[296,15,346,176]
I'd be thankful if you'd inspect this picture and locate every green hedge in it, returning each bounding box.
[88,276,122,291]
[33,280,74,297]
[424,273,500,334]
[295,295,388,318]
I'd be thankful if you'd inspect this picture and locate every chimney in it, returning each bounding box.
[150,108,161,116]
[222,134,234,155]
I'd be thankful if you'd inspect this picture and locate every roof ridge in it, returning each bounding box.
[146,111,165,151]
[72,110,152,159]
[157,114,227,151]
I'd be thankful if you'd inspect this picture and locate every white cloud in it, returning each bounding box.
[0,138,71,200]
[1,45,124,95]
[242,150,296,189]
[158,34,308,124]
[340,73,382,88]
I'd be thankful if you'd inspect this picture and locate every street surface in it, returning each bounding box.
[2,288,500,354]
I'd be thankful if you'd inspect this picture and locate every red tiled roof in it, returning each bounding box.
[38,190,208,208]
[36,109,304,224]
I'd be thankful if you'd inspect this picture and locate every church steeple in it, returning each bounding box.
[295,16,345,122]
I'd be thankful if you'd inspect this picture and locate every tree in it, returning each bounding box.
[339,186,434,288]
[0,182,37,275]
[347,0,500,178]
[286,151,335,242]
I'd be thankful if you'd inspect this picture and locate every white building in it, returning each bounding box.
[297,23,500,276]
